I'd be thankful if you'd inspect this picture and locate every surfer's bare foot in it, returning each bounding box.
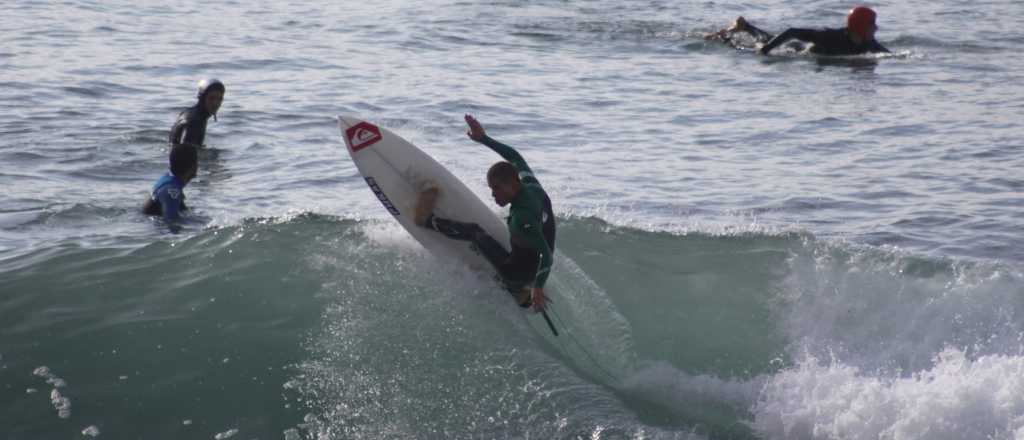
[414,187,440,226]
[706,16,747,40]
[729,16,749,33]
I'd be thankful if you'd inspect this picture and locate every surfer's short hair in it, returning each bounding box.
[487,161,518,185]
[169,144,198,177]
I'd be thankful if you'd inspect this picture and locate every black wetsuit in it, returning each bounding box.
[422,136,555,294]
[760,27,889,55]
[723,20,889,56]
[169,104,214,147]
[761,27,888,55]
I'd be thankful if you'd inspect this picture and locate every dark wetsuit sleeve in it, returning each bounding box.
[479,135,533,174]
[743,22,775,43]
[169,112,186,145]
[760,28,819,54]
[510,207,553,288]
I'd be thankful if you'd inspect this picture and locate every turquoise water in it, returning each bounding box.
[3,1,1024,439]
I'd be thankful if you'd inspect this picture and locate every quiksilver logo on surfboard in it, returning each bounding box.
[346,122,383,152]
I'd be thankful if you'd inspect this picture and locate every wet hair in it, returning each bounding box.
[487,161,518,185]
[169,144,198,177]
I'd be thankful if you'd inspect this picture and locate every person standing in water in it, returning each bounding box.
[413,115,556,312]
[169,78,225,148]
[707,6,890,56]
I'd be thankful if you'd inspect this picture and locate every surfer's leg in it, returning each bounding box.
[415,189,529,305]
[422,213,528,304]
[742,19,775,43]
[422,214,483,240]
[414,188,499,251]
[496,259,537,308]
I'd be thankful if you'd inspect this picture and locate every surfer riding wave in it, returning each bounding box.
[414,115,555,313]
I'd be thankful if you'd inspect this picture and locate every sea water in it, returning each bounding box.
[2,1,1023,439]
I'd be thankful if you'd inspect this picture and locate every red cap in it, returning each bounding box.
[847,6,877,40]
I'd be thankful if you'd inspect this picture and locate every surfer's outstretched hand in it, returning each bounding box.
[465,114,486,142]
[531,287,546,312]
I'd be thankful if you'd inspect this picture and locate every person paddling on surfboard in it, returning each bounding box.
[169,78,225,148]
[413,115,556,313]
[142,144,198,228]
[706,6,890,56]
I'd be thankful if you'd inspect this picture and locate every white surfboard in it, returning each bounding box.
[338,115,510,271]
[338,115,561,337]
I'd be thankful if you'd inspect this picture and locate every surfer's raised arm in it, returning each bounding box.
[465,114,533,174]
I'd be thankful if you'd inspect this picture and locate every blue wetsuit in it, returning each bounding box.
[143,172,188,222]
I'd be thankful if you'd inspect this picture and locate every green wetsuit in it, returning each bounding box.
[480,135,556,289]
[421,135,556,291]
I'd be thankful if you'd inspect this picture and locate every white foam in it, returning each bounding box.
[559,207,804,238]
[213,428,238,439]
[622,361,765,410]
[752,348,1024,440]
[50,388,71,419]
[359,220,427,254]
[777,241,1024,372]
[33,366,72,419]
[81,425,100,437]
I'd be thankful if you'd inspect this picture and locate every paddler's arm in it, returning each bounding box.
[869,39,891,53]
[464,114,532,173]
[758,28,817,54]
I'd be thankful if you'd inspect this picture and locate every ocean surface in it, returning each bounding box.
[3,0,1024,439]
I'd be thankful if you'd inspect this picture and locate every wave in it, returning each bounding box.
[300,215,1024,438]
[4,214,1023,439]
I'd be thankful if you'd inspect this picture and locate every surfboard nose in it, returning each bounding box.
[337,115,359,130]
